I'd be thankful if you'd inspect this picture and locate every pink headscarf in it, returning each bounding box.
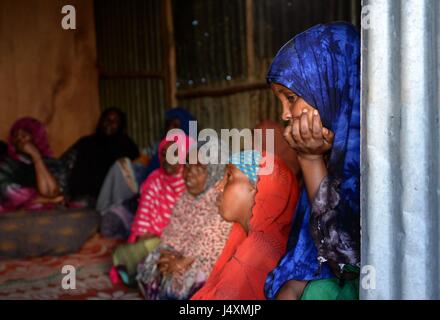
[8,117,53,160]
[128,132,194,242]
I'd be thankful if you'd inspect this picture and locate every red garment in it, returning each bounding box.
[191,155,300,300]
[254,120,300,178]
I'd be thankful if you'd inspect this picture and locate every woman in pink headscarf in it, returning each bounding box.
[0,117,65,213]
[109,132,194,286]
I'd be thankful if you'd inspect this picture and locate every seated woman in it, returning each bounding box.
[61,107,139,207]
[0,117,65,213]
[191,150,300,300]
[96,107,196,217]
[109,133,193,285]
[264,22,361,300]
[136,138,232,300]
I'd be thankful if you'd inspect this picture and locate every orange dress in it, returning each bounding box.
[192,155,300,300]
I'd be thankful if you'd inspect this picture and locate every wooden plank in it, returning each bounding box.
[246,0,256,81]
[99,71,165,79]
[176,82,269,99]
[162,0,178,107]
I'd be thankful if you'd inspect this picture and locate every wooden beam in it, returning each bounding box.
[99,71,165,79]
[162,0,178,107]
[245,0,256,81]
[176,82,269,100]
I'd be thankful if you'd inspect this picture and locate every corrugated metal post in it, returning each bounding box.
[162,0,178,107]
[361,0,440,300]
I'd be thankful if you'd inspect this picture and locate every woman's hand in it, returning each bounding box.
[167,256,195,276]
[157,253,179,275]
[283,109,334,160]
[283,109,332,202]
[158,254,194,276]
[18,141,41,159]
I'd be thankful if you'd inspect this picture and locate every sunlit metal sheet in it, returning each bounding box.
[361,0,440,300]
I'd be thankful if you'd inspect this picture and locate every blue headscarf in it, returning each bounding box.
[264,22,360,298]
[230,150,262,185]
[165,106,196,136]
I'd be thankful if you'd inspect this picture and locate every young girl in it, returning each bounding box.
[264,22,361,300]
[191,150,300,300]
[109,133,192,285]
[136,138,232,300]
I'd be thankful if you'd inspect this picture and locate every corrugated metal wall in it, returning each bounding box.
[361,0,440,299]
[253,0,361,79]
[173,0,248,90]
[94,0,167,149]
[175,0,361,131]
[94,0,361,140]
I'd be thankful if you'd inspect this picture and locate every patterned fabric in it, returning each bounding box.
[137,137,232,300]
[310,177,359,267]
[0,157,66,213]
[191,154,300,300]
[264,22,361,298]
[0,209,99,258]
[129,133,192,240]
[229,150,262,185]
[161,189,231,272]
[0,235,142,300]
[137,188,232,300]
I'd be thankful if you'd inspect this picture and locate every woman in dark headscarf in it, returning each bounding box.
[61,107,139,206]
[0,117,65,213]
[264,22,361,300]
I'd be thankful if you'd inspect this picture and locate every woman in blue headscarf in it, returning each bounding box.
[142,107,196,179]
[264,22,361,300]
